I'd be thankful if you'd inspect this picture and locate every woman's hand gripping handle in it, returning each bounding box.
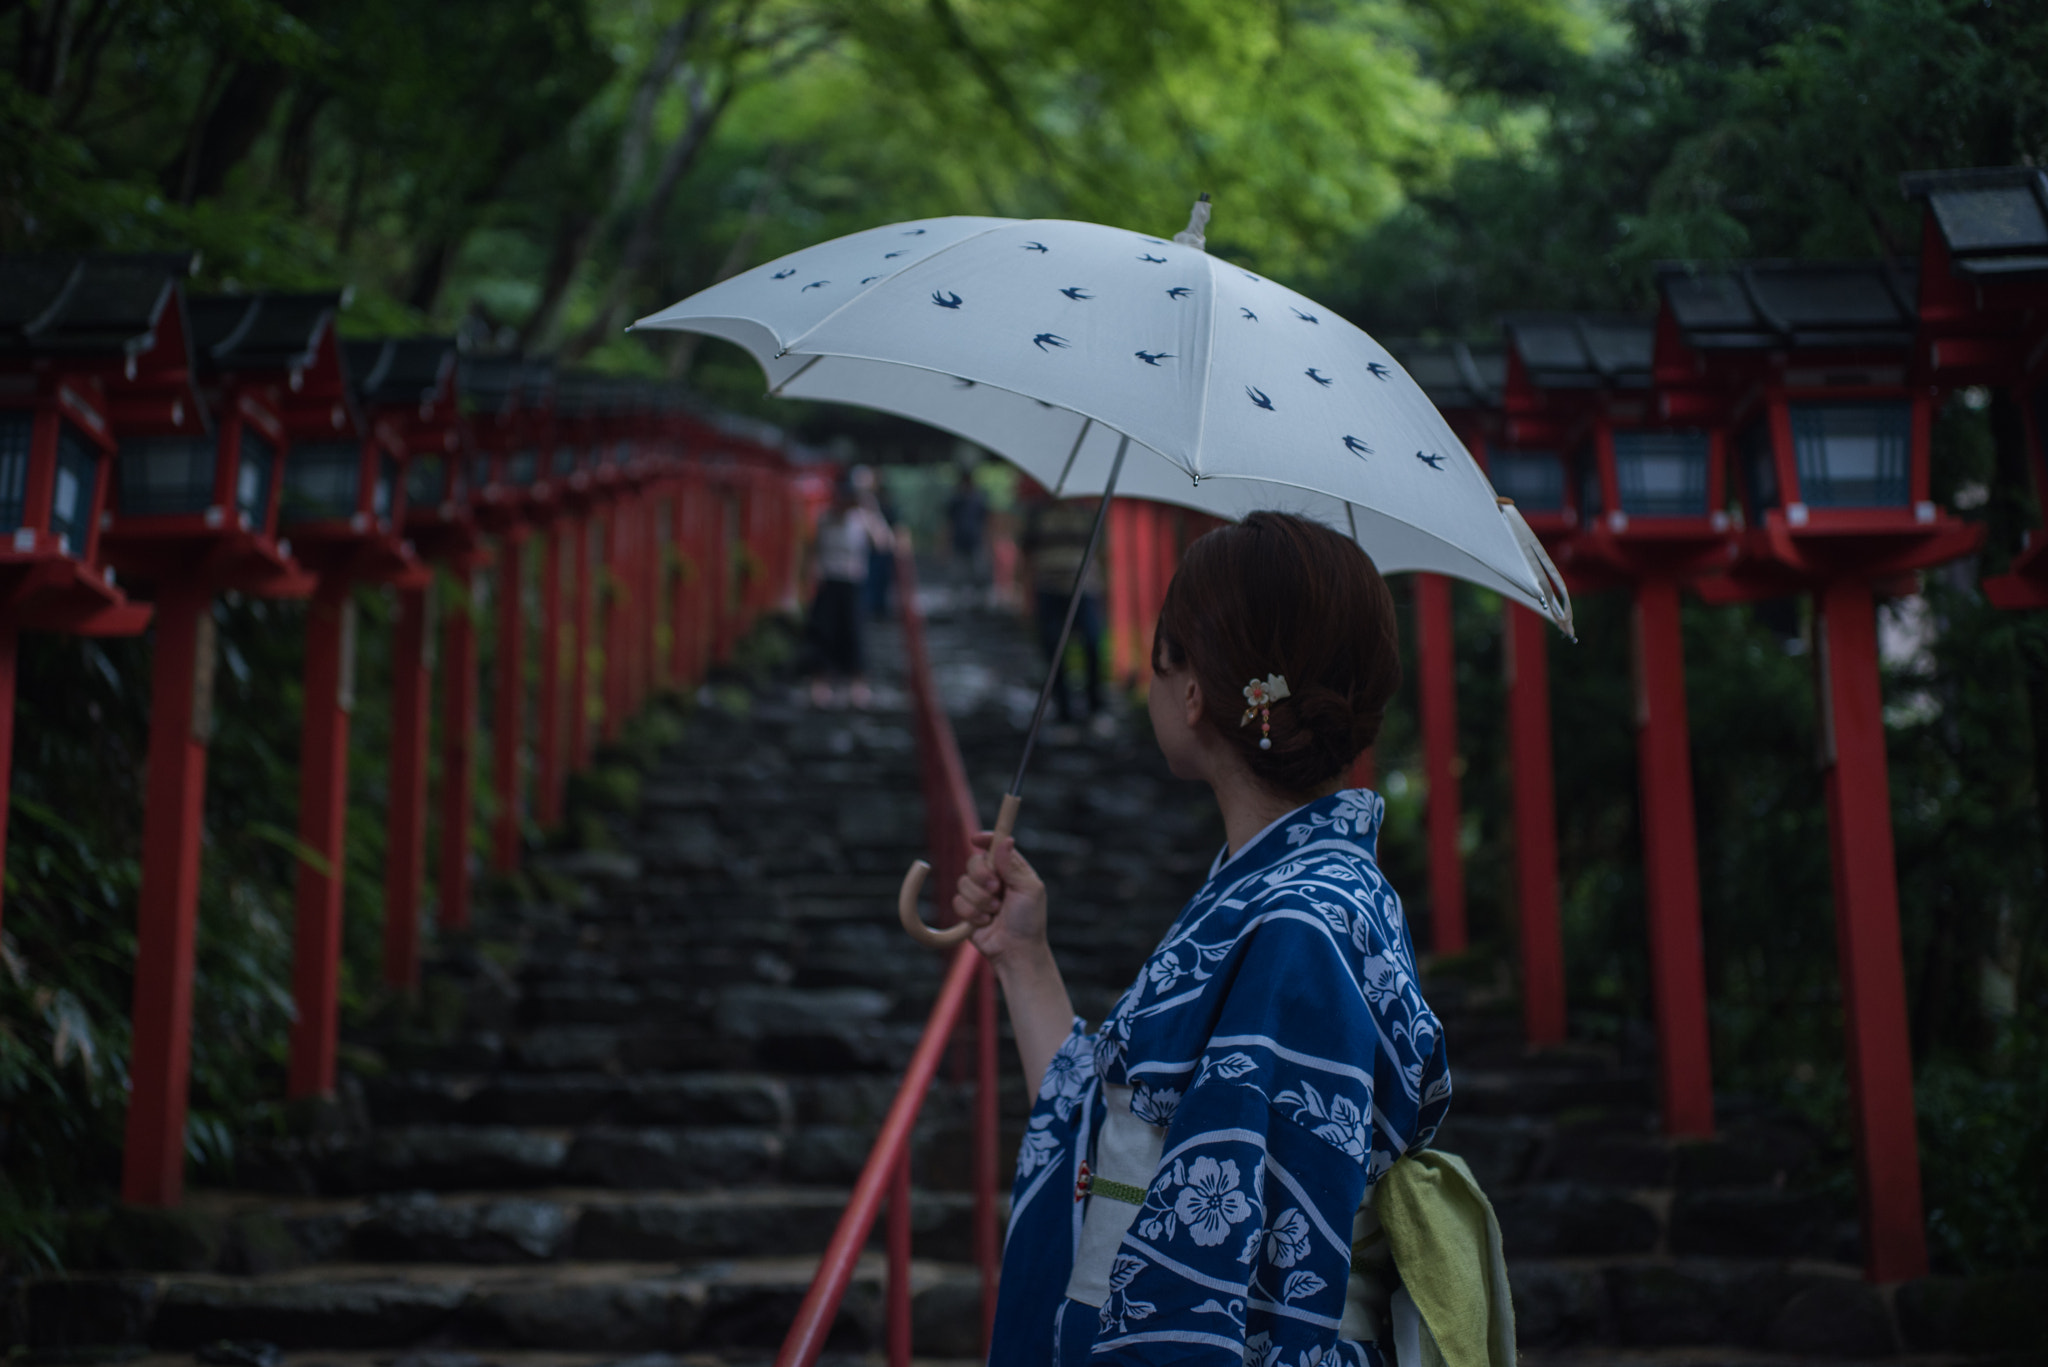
[897,792,1023,948]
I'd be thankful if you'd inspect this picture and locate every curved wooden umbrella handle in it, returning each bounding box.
[899,793,1022,948]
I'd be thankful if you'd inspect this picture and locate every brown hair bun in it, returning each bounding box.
[1152,510,1401,796]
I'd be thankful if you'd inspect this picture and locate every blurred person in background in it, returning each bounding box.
[1021,488,1109,734]
[946,467,989,603]
[807,465,894,708]
[863,475,900,621]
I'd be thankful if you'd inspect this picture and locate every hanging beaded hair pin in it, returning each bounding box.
[1241,674,1291,750]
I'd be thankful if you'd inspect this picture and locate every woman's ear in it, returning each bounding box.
[1181,670,1205,730]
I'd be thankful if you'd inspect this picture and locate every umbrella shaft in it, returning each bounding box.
[1010,435,1130,799]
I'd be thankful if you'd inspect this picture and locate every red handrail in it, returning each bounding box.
[775,542,1001,1367]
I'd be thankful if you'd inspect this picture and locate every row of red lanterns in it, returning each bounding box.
[0,252,810,1207]
[1348,166,2048,1284]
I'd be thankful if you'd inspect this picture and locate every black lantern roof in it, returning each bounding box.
[1656,261,1918,351]
[188,292,340,372]
[345,338,457,408]
[1900,167,2048,277]
[459,355,554,415]
[1502,313,1654,390]
[0,252,196,356]
[1388,341,1503,412]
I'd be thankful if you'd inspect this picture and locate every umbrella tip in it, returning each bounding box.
[1174,193,1212,251]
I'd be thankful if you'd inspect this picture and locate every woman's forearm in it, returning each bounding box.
[992,943,1077,1098]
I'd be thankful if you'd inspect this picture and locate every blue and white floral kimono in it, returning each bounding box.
[989,789,1451,1367]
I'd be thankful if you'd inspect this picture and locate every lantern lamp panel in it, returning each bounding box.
[507,448,539,485]
[50,421,99,556]
[0,412,29,534]
[1574,444,1603,516]
[408,456,449,507]
[1789,401,1911,508]
[375,453,398,519]
[283,441,363,522]
[1612,429,1710,516]
[238,428,277,528]
[119,435,217,516]
[1490,449,1565,512]
[1737,418,1780,519]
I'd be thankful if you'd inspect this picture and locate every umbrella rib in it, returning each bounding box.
[1010,433,1129,800]
[1051,417,1094,497]
[768,353,824,395]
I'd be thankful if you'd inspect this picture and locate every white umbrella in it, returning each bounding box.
[631,208,1570,627]
[632,203,1573,946]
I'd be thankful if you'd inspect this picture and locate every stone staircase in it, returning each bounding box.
[6,600,2031,1364]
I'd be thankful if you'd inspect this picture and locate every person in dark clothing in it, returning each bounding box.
[863,487,900,620]
[808,465,893,708]
[1021,494,1105,725]
[946,469,990,598]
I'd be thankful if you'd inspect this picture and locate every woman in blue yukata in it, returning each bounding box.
[953,511,1453,1367]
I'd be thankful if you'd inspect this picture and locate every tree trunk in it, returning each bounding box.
[275,83,330,213]
[406,235,456,314]
[181,59,292,204]
[518,208,597,350]
[667,150,787,378]
[563,75,737,363]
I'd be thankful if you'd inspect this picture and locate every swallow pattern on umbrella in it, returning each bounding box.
[1166,286,1192,299]
[1306,368,1333,387]
[1415,450,1445,469]
[1135,350,1173,366]
[1246,385,1275,410]
[1033,333,1070,352]
[1023,241,1049,253]
[932,290,963,309]
[1345,435,1372,457]
[1061,287,1093,300]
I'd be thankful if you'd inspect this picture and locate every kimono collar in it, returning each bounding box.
[1206,787,1385,881]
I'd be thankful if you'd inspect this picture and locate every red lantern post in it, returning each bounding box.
[1402,338,1570,1036]
[349,338,466,987]
[0,258,159,935]
[462,358,557,872]
[187,292,421,1098]
[64,265,314,1205]
[1904,168,2048,609]
[1503,313,1736,1134]
[1662,260,1982,1280]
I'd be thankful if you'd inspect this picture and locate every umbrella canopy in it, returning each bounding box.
[632,213,1570,632]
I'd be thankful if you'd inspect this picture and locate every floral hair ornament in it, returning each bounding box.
[1240,673,1292,750]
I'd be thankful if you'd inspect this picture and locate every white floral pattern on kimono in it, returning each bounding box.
[988,789,1449,1367]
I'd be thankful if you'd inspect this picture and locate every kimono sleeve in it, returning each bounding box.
[1090,908,1384,1365]
[989,1020,1102,1367]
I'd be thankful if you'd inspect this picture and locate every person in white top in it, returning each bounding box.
[808,464,894,708]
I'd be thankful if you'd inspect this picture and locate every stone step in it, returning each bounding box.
[241,1113,1000,1197]
[13,1255,984,1355]
[115,1187,989,1270]
[367,1070,953,1131]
